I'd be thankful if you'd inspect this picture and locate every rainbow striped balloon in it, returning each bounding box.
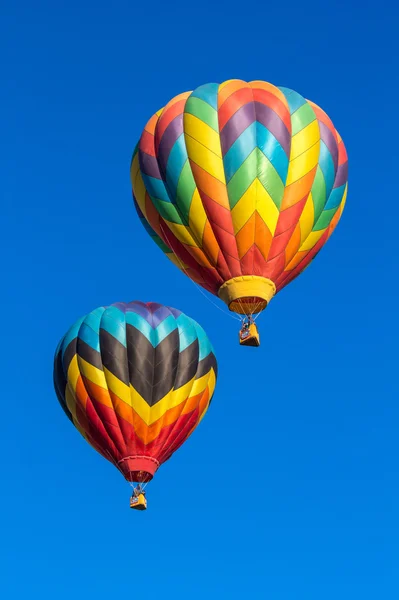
[131,79,348,316]
[54,302,217,483]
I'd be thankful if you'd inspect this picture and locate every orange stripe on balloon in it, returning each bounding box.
[190,161,230,209]
[183,244,215,269]
[235,213,256,259]
[202,220,222,265]
[250,80,291,111]
[143,113,159,136]
[254,212,273,261]
[281,166,318,210]
[81,376,113,409]
[217,80,247,108]
[284,222,302,265]
[75,374,89,410]
[197,385,211,421]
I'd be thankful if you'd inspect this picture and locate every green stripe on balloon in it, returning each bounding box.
[151,196,185,225]
[184,96,219,132]
[311,165,327,224]
[313,206,339,231]
[256,148,285,209]
[291,102,317,136]
[175,160,197,222]
[226,147,257,209]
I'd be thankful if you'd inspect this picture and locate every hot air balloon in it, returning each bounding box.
[131,80,348,346]
[53,301,217,510]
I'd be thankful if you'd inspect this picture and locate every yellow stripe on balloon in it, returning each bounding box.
[231,179,256,234]
[78,357,108,390]
[163,219,199,247]
[184,113,222,158]
[184,134,226,183]
[189,371,214,399]
[339,185,348,214]
[102,367,211,427]
[131,382,182,426]
[66,354,80,393]
[198,372,216,423]
[204,369,216,399]
[298,193,315,243]
[255,178,280,235]
[290,120,320,160]
[286,139,320,187]
[188,188,207,242]
[298,228,326,252]
[101,367,132,406]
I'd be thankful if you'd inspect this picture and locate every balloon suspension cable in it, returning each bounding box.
[253,299,264,322]
[160,224,242,323]
[237,297,260,324]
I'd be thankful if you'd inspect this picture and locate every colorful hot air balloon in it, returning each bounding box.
[131,79,348,345]
[53,301,217,509]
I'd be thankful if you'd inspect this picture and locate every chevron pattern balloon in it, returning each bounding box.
[53,301,217,483]
[131,79,348,315]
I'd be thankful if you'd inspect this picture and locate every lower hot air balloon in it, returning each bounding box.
[131,79,348,347]
[53,301,217,510]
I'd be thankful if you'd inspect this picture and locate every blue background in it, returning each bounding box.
[2,1,398,598]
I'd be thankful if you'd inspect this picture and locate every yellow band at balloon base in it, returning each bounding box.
[218,276,276,315]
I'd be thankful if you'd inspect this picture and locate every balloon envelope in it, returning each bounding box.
[54,301,217,482]
[131,79,348,315]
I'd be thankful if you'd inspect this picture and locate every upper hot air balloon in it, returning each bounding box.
[131,80,348,346]
[54,301,217,510]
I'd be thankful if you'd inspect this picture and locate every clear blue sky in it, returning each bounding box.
[2,1,398,598]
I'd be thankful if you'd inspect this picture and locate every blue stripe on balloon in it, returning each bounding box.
[318,140,336,199]
[256,122,289,182]
[141,172,171,203]
[79,323,101,352]
[224,122,257,182]
[278,87,306,114]
[325,184,346,210]
[166,134,188,200]
[150,315,177,346]
[125,312,177,346]
[125,311,152,341]
[190,83,219,110]
[176,313,198,352]
[192,321,212,361]
[101,307,127,348]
